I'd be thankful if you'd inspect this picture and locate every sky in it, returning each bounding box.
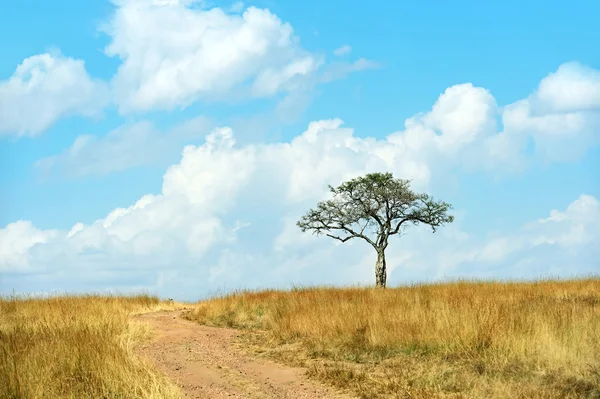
[1,0,599,300]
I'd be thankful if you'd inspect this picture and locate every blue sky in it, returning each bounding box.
[1,0,599,300]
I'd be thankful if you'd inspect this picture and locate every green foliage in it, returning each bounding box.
[297,172,454,250]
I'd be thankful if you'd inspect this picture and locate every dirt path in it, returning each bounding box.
[135,310,354,399]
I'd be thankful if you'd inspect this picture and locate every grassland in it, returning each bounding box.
[185,278,600,399]
[0,294,182,399]
[3,279,598,399]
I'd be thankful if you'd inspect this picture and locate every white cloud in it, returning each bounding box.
[3,62,600,298]
[535,62,600,112]
[0,221,59,273]
[35,116,212,178]
[425,83,498,150]
[104,0,362,113]
[428,194,600,279]
[251,56,321,97]
[531,194,600,247]
[333,45,352,56]
[502,61,600,162]
[0,52,109,137]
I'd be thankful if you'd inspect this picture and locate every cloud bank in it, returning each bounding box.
[2,63,599,299]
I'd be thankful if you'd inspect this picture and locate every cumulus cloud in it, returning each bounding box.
[0,52,109,137]
[0,221,59,273]
[502,61,600,162]
[535,62,600,112]
[102,0,370,113]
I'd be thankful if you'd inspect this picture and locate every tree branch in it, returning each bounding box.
[326,234,354,243]
[390,218,411,235]
[348,185,384,229]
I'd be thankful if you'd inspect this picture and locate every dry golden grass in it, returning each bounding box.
[185,278,600,398]
[0,293,184,399]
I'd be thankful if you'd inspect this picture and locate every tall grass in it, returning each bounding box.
[186,278,600,398]
[0,294,182,399]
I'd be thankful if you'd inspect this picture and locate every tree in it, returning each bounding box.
[297,172,454,288]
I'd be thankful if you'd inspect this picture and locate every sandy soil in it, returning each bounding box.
[135,310,354,399]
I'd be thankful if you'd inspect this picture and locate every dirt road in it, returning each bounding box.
[135,310,354,399]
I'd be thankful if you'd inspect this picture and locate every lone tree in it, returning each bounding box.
[297,172,454,288]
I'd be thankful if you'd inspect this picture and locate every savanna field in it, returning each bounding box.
[1,279,599,398]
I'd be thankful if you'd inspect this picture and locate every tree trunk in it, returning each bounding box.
[375,249,387,288]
